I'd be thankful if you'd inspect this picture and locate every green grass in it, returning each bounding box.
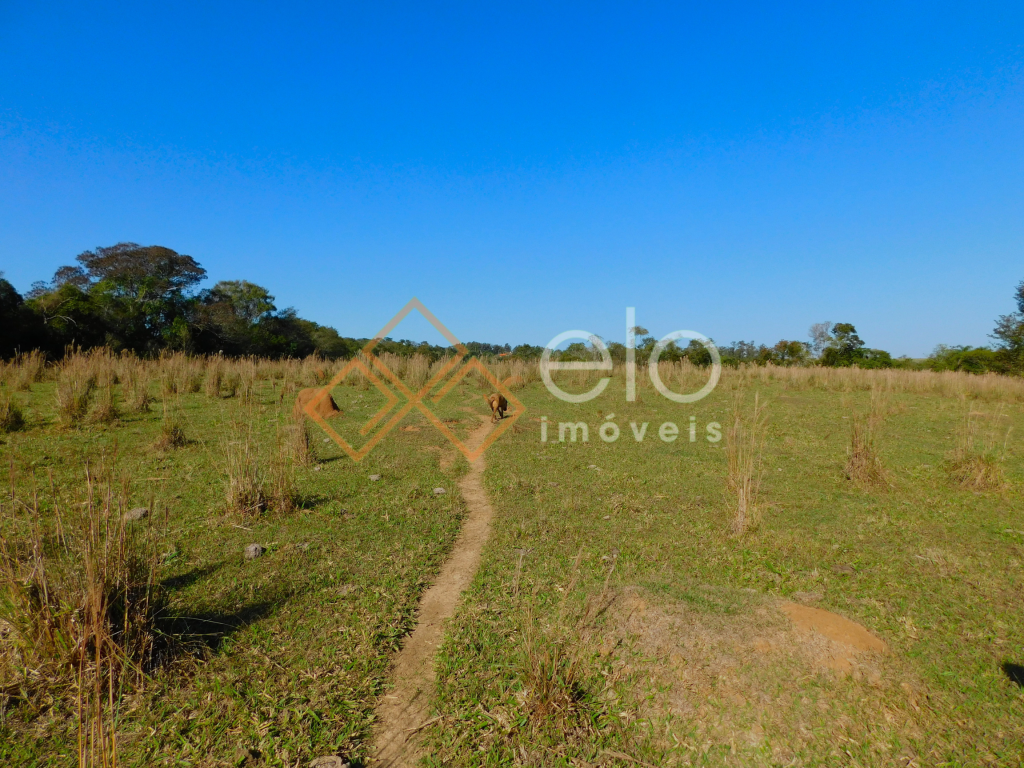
[2,369,1023,766]
[426,377,1024,766]
[0,374,483,766]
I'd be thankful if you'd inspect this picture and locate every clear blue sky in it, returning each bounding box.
[1,2,1022,356]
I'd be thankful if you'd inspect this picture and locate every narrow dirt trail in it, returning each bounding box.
[371,416,495,766]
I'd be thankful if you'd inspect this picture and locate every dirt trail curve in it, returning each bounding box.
[371,416,495,766]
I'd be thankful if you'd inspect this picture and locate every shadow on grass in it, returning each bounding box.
[160,563,224,591]
[1001,661,1024,687]
[151,600,282,669]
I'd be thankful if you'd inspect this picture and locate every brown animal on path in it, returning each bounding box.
[294,388,342,421]
[485,393,508,422]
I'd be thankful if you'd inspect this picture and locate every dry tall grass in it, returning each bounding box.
[120,360,153,414]
[5,351,47,391]
[0,464,163,764]
[945,404,1010,490]
[845,388,889,486]
[55,355,97,427]
[517,550,602,737]
[726,392,768,534]
[155,397,187,450]
[203,359,223,398]
[224,406,299,517]
[0,391,25,433]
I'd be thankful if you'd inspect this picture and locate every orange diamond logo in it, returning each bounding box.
[302,298,525,462]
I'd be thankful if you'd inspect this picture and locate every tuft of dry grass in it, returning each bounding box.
[203,360,222,398]
[155,401,187,450]
[945,406,1009,490]
[0,391,25,433]
[845,387,889,486]
[122,363,153,414]
[727,391,768,534]
[7,351,47,392]
[0,463,163,727]
[221,371,240,398]
[517,550,605,738]
[284,411,315,468]
[225,431,267,517]
[55,354,96,427]
[90,383,120,425]
[224,407,299,517]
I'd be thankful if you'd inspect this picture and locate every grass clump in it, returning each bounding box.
[945,406,1009,490]
[8,351,46,392]
[845,387,889,486]
[54,357,96,427]
[0,392,25,433]
[224,413,299,517]
[726,391,768,533]
[0,465,163,712]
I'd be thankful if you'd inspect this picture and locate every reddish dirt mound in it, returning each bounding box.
[780,602,888,654]
[294,388,342,420]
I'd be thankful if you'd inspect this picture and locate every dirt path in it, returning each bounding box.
[371,417,494,766]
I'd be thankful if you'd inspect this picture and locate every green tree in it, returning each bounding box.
[821,323,866,367]
[41,243,208,352]
[0,276,47,358]
[992,280,1024,373]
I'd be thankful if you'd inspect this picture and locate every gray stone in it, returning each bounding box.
[308,756,349,768]
[369,474,381,481]
[244,543,265,561]
[124,507,149,522]
[433,487,446,495]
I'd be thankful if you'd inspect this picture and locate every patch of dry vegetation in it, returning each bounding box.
[727,391,768,534]
[945,403,1010,490]
[845,387,889,486]
[0,463,165,764]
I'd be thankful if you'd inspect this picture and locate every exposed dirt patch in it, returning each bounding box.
[371,418,494,766]
[780,601,888,671]
[598,586,929,763]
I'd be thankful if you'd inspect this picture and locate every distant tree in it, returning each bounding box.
[0,276,47,358]
[719,341,759,365]
[992,280,1024,373]
[808,321,833,358]
[776,340,809,365]
[820,323,866,367]
[37,242,208,352]
[928,345,999,374]
[511,344,544,360]
[856,348,894,369]
[208,280,276,324]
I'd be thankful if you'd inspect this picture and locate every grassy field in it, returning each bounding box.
[0,355,485,766]
[426,369,1024,766]
[2,355,1023,766]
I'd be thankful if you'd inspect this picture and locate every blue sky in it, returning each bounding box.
[1,2,1022,356]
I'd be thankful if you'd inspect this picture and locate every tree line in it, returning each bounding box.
[1,243,1022,374]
